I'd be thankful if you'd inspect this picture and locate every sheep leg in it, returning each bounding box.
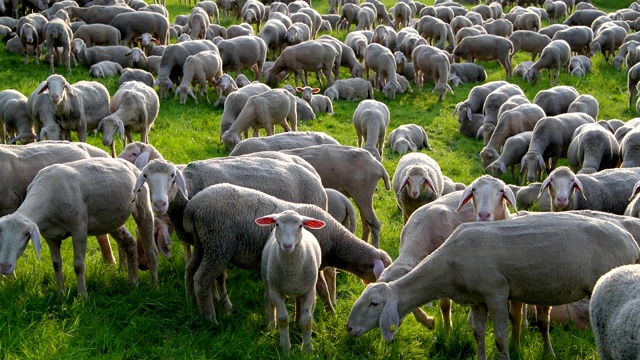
[299,288,316,353]
[109,227,138,286]
[47,238,67,298]
[110,142,117,158]
[470,304,489,360]
[440,297,452,331]
[412,307,435,329]
[314,271,335,315]
[215,269,232,315]
[509,301,524,351]
[323,267,337,307]
[535,305,556,359]
[185,241,203,308]
[95,234,116,264]
[71,233,89,298]
[133,192,157,286]
[182,243,192,262]
[352,194,381,247]
[271,289,291,355]
[264,283,276,328]
[194,259,222,324]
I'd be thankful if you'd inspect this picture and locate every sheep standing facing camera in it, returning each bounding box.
[257,210,325,355]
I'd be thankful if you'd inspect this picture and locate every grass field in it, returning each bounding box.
[0,0,634,358]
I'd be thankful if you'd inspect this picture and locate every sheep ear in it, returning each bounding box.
[520,156,528,173]
[372,258,384,279]
[410,142,417,152]
[424,175,437,194]
[117,119,125,140]
[64,82,74,95]
[312,88,320,93]
[9,135,21,144]
[540,176,552,194]
[499,162,507,174]
[39,128,47,141]
[152,38,160,44]
[379,296,399,343]
[29,225,42,261]
[134,172,147,192]
[466,108,472,121]
[301,218,325,229]
[476,126,484,140]
[97,118,104,132]
[255,216,277,225]
[391,141,399,153]
[536,154,547,174]
[398,174,410,192]
[36,82,49,94]
[134,152,151,170]
[456,186,474,212]
[174,168,188,199]
[502,186,518,214]
[573,177,586,199]
[155,218,172,258]
[295,86,303,92]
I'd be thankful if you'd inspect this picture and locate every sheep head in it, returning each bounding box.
[346,282,399,343]
[0,214,42,276]
[255,210,325,253]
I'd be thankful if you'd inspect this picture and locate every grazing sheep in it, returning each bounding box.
[567,94,599,119]
[216,35,267,80]
[258,210,324,355]
[125,48,161,75]
[72,23,120,47]
[363,43,401,100]
[628,62,640,107]
[532,85,580,116]
[514,60,534,78]
[545,0,567,23]
[509,30,551,61]
[620,127,640,168]
[453,34,514,79]
[264,41,337,87]
[524,39,571,85]
[552,26,593,55]
[108,11,169,46]
[337,3,361,32]
[43,19,73,74]
[175,50,223,105]
[388,124,431,155]
[347,212,639,360]
[567,123,619,175]
[97,81,159,158]
[392,153,444,223]
[590,264,640,360]
[588,24,627,62]
[88,60,123,78]
[448,63,487,87]
[477,84,526,145]
[352,99,390,162]
[35,74,110,142]
[563,9,607,27]
[455,81,509,136]
[71,38,133,68]
[325,188,357,234]
[218,83,270,140]
[119,68,154,88]
[259,20,287,61]
[569,54,593,76]
[521,113,595,183]
[323,78,374,102]
[0,90,36,144]
[412,44,453,101]
[221,89,298,152]
[541,166,640,214]
[0,157,155,297]
[486,131,532,183]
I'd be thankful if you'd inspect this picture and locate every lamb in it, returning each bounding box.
[524,39,572,85]
[532,85,580,116]
[552,26,593,56]
[119,68,154,88]
[323,78,374,102]
[520,113,595,183]
[88,60,123,78]
[387,124,431,155]
[509,30,551,61]
[588,23,627,62]
[295,86,334,115]
[540,166,640,214]
[43,19,73,74]
[412,44,454,101]
[97,81,159,158]
[392,152,444,223]
[590,264,640,360]
[452,34,514,79]
[0,157,155,298]
[620,127,640,168]
[218,83,270,140]
[569,54,593,76]
[477,84,526,145]
[35,74,110,143]
[362,43,401,100]
[0,90,36,144]
[108,11,169,46]
[72,24,120,47]
[480,103,546,168]
[216,35,267,80]
[175,50,223,105]
[567,123,619,174]
[264,41,337,87]
[257,210,324,355]
[71,39,134,68]
[567,93,599,119]
[448,63,487,87]
[347,212,639,360]
[352,99,390,162]
[325,188,357,234]
[486,131,533,183]
[182,183,392,323]
[221,89,298,152]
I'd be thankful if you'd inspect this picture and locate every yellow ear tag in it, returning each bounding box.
[389,324,396,332]
[166,243,172,250]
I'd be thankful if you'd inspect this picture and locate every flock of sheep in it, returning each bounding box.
[2,0,640,358]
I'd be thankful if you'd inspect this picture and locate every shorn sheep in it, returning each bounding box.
[347,212,640,360]
[257,210,325,355]
[392,152,444,223]
[590,264,640,360]
[352,99,390,162]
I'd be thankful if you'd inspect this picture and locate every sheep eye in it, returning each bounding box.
[275,223,279,227]
[143,174,147,178]
[132,153,138,157]
[369,302,379,307]
[171,173,175,178]
[299,225,303,229]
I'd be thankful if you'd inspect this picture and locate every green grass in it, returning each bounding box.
[0,0,631,358]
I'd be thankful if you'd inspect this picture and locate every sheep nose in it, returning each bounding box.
[102,139,111,146]
[153,200,167,211]
[477,212,491,222]
[346,325,353,333]
[0,264,12,274]
[283,244,294,253]
[411,190,419,198]
[556,196,568,207]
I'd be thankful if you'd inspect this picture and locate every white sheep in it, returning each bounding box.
[347,212,639,360]
[257,210,325,355]
[295,86,334,115]
[532,85,579,116]
[454,81,509,138]
[412,44,453,101]
[352,99,390,162]
[264,40,337,87]
[108,11,170,46]
[174,50,223,105]
[218,82,270,139]
[477,84,526,145]
[0,90,36,144]
[551,25,593,55]
[88,60,123,78]
[569,54,593,76]
[0,157,155,298]
[590,264,640,360]
[73,24,120,47]
[119,68,155,88]
[524,39,571,85]
[486,131,533,183]
[71,39,134,68]
[567,123,619,174]
[452,34,514,79]
[323,78,374,102]
[43,18,74,74]
[97,81,159,157]
[392,152,444,223]
[387,124,431,155]
[325,188,357,234]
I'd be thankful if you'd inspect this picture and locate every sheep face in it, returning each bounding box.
[400,167,436,199]
[175,85,197,105]
[324,87,338,101]
[346,282,398,342]
[391,138,415,155]
[221,131,242,152]
[0,215,42,275]
[456,175,518,221]
[38,74,73,105]
[134,160,187,216]
[541,166,584,211]
[97,116,125,147]
[255,210,325,253]
[383,81,400,100]
[520,152,545,184]
[524,68,539,84]
[39,123,63,141]
[20,23,37,45]
[480,147,500,169]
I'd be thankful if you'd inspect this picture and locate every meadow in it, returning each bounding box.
[0,0,635,358]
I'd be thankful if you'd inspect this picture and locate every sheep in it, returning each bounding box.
[448,63,487,87]
[524,39,571,85]
[153,40,218,99]
[71,39,133,68]
[345,30,369,60]
[123,47,161,75]
[347,212,639,360]
[620,127,640,168]
[337,3,360,32]
[35,74,110,143]
[412,44,454,101]
[352,99,390,162]
[265,40,337,87]
[273,144,391,248]
[228,131,339,156]
[415,15,454,52]
[538,23,569,39]
[362,43,401,100]
[540,166,640,214]
[483,18,513,38]
[295,86,334,115]
[615,118,640,143]
[520,113,595,183]
[118,68,154,88]
[545,0,567,23]
[392,1,411,30]
[323,78,374,102]
[66,5,134,26]
[477,84,526,145]
[218,83,270,140]
[42,19,73,74]
[319,35,365,78]
[0,90,36,144]
[354,6,375,31]
[563,9,607,27]
[532,85,580,116]
[388,124,431,155]
[17,13,47,66]
[97,81,159,158]
[513,60,534,78]
[567,93,599,119]
[588,24,627,62]
[552,26,593,56]
[108,11,169,46]
[118,142,163,170]
[0,157,155,298]
[598,118,625,134]
[452,34,514,79]
[257,210,324,355]
[216,35,267,80]
[325,188,357,234]
[628,62,640,108]
[221,89,297,152]
[509,30,551,61]
[72,24,120,47]
[88,60,123,79]
[259,19,287,61]
[174,50,223,105]
[569,54,593,76]
[454,81,509,133]
[567,123,619,174]
[26,82,66,141]
[590,264,640,360]
[486,131,532,183]
[480,103,546,168]
[392,153,444,223]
